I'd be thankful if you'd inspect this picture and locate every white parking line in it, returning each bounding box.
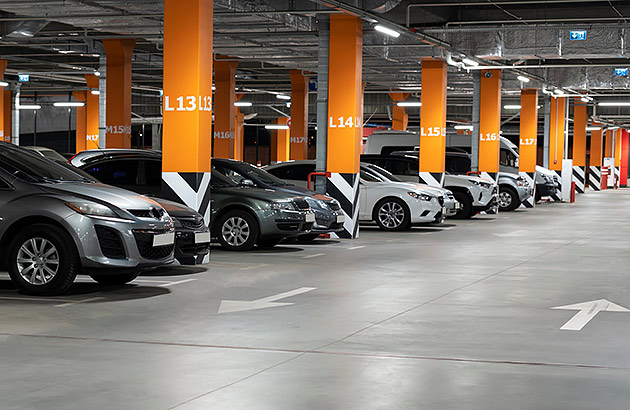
[347,246,366,250]
[158,278,197,287]
[302,253,326,259]
[56,297,104,308]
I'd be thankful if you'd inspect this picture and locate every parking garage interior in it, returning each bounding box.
[1,1,630,409]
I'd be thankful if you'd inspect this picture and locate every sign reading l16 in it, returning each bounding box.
[614,68,628,77]
[569,30,587,41]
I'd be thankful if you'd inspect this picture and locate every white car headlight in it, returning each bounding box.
[408,192,432,201]
[269,201,296,211]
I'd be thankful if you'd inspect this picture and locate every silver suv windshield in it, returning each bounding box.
[0,144,91,183]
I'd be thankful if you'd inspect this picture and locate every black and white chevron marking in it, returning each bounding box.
[572,166,585,194]
[479,172,498,184]
[589,166,601,191]
[418,172,444,187]
[162,172,212,263]
[519,172,536,208]
[326,172,359,239]
[615,167,620,188]
[549,170,562,201]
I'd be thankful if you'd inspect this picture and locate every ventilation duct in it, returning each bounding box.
[1,20,49,38]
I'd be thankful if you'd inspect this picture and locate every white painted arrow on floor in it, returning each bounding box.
[218,287,317,314]
[552,299,630,331]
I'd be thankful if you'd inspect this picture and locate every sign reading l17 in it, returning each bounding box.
[614,68,628,77]
[569,30,587,40]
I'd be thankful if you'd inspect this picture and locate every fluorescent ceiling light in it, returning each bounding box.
[454,125,473,130]
[586,126,602,131]
[234,101,252,107]
[609,126,620,130]
[276,94,291,100]
[553,89,565,96]
[397,101,421,107]
[93,71,100,77]
[504,104,522,109]
[517,75,530,83]
[265,124,290,130]
[374,24,400,38]
[17,104,41,110]
[399,86,422,91]
[580,97,589,103]
[598,102,630,106]
[53,102,84,107]
[462,58,479,67]
[91,90,100,95]
[0,81,8,87]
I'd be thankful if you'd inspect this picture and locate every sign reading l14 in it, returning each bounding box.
[569,30,587,40]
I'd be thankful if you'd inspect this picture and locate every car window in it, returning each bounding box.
[500,148,517,167]
[143,160,164,197]
[211,169,238,188]
[364,164,404,182]
[83,159,140,186]
[269,164,315,181]
[446,155,472,174]
[0,176,11,190]
[386,158,417,177]
[360,167,385,182]
[214,164,247,184]
[0,145,90,183]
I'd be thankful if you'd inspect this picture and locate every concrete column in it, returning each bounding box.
[72,91,87,153]
[213,56,237,158]
[85,74,100,149]
[572,100,587,193]
[518,89,538,207]
[290,69,309,160]
[419,60,447,187]
[478,69,502,183]
[388,92,409,131]
[102,39,135,148]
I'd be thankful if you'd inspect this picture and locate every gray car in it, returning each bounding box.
[0,142,175,295]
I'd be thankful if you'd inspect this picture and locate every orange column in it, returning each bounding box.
[3,90,10,143]
[419,60,447,186]
[234,94,244,161]
[0,60,7,142]
[102,39,134,148]
[290,70,309,160]
[549,97,565,171]
[572,100,587,193]
[73,91,87,153]
[573,101,587,167]
[275,117,290,162]
[162,0,213,225]
[518,89,538,173]
[389,92,410,131]
[478,69,501,180]
[85,74,100,149]
[326,14,362,239]
[589,123,603,190]
[213,56,237,158]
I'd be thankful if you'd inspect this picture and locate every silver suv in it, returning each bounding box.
[0,142,175,295]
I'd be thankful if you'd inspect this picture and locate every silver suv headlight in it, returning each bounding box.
[408,192,432,201]
[516,177,529,187]
[66,201,130,222]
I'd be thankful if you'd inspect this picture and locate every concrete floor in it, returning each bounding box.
[2,189,630,409]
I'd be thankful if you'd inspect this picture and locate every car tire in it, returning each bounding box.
[373,198,411,231]
[535,190,542,202]
[257,237,283,248]
[452,191,473,219]
[499,186,520,212]
[216,210,259,251]
[89,272,139,286]
[7,223,79,296]
[297,233,320,242]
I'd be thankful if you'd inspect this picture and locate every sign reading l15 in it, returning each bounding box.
[569,30,587,40]
[614,68,628,77]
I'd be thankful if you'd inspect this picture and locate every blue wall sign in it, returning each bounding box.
[18,74,29,82]
[569,30,587,41]
[308,77,317,92]
[614,68,628,77]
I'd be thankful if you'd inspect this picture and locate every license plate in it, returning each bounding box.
[153,232,175,247]
[194,232,211,244]
[306,213,315,223]
[336,214,345,223]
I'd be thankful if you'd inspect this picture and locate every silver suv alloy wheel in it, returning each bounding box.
[221,216,251,247]
[16,237,60,285]
[499,191,512,209]
[378,201,405,229]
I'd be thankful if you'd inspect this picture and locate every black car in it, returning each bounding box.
[73,153,210,265]
[211,158,344,240]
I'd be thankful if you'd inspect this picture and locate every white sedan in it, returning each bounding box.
[264,160,448,231]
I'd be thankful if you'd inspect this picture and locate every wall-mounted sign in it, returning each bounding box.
[614,68,628,77]
[18,74,30,82]
[569,30,587,41]
[308,77,317,92]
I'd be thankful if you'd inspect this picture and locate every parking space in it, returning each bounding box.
[2,190,630,409]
